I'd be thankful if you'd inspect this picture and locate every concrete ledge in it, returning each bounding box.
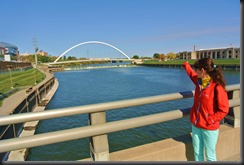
[99,124,240,161]
[216,124,240,161]
[7,121,39,161]
[109,133,193,161]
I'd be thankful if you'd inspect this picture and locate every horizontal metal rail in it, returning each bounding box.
[0,84,239,126]
[0,90,194,126]
[0,84,240,153]
[0,99,240,153]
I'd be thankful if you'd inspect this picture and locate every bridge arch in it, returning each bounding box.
[53,41,130,63]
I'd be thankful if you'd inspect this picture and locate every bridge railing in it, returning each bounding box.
[0,84,240,161]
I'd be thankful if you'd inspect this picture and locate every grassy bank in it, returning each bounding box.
[142,59,240,65]
[0,68,46,106]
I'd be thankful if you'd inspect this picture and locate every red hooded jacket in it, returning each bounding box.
[183,61,229,130]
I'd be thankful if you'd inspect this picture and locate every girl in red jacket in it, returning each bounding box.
[183,58,229,161]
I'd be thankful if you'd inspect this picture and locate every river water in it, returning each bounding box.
[27,64,240,161]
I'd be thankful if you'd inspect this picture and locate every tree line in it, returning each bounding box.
[132,52,180,60]
[20,54,87,63]
[18,52,181,64]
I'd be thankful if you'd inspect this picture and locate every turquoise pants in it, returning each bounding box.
[191,124,219,161]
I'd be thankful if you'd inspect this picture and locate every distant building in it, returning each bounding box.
[20,50,48,57]
[38,50,48,56]
[0,42,19,61]
[0,46,5,61]
[19,52,31,56]
[179,45,240,60]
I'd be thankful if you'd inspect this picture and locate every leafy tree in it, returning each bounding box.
[132,55,139,59]
[167,52,176,60]
[140,56,151,59]
[153,53,160,59]
[159,54,166,60]
[67,56,77,60]
[28,55,35,63]
[39,55,50,63]
[50,56,57,62]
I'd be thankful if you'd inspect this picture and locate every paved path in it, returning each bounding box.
[0,90,27,116]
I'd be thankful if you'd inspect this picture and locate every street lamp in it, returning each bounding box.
[33,36,38,68]
[33,68,37,85]
[34,48,38,68]
[7,65,14,89]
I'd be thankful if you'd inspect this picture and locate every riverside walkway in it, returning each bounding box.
[0,66,241,162]
[0,65,54,116]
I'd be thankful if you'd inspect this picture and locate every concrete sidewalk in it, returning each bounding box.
[0,90,27,116]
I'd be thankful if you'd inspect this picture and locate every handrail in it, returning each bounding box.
[0,84,240,154]
[0,99,240,153]
[0,84,239,126]
[0,91,194,126]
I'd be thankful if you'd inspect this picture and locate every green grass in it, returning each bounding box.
[0,68,46,106]
[142,59,240,65]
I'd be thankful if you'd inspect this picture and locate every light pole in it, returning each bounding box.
[33,68,37,85]
[34,36,38,68]
[35,50,37,68]
[7,65,13,89]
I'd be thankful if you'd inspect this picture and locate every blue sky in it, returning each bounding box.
[1,0,240,58]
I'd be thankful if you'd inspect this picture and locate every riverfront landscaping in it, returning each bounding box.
[142,58,240,65]
[0,58,239,106]
[0,68,45,106]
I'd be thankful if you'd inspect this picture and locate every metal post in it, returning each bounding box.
[231,90,240,128]
[7,65,14,89]
[225,89,240,128]
[34,69,37,85]
[34,36,38,68]
[89,112,109,161]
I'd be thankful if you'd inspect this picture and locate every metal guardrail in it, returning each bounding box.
[0,84,240,160]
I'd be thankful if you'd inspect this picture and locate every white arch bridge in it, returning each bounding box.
[49,41,135,65]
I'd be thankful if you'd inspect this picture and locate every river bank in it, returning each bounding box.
[138,63,240,70]
[0,65,59,161]
[6,78,59,161]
